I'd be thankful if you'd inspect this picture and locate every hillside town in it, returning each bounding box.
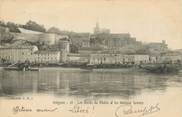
[0,20,182,67]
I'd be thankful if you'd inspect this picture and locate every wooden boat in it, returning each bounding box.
[3,67,39,71]
[3,61,39,71]
[28,68,39,71]
[140,63,181,73]
[3,67,19,71]
[81,64,134,70]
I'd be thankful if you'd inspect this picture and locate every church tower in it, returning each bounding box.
[94,22,100,34]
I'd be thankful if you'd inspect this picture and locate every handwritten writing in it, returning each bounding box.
[115,103,160,117]
[36,107,58,112]
[13,106,32,114]
[12,106,58,114]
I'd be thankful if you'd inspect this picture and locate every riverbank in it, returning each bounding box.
[30,66,182,74]
[1,63,182,74]
[0,65,141,72]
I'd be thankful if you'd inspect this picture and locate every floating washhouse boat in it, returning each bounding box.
[4,67,39,71]
[3,62,39,71]
[140,63,181,73]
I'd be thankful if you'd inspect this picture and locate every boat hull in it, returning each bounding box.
[140,63,181,73]
[3,67,39,71]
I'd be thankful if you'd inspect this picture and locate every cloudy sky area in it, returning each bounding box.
[0,0,182,49]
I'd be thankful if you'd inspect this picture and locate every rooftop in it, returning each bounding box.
[34,51,60,54]
[0,45,37,49]
[18,27,43,34]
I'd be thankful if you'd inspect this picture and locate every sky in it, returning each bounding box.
[0,0,182,49]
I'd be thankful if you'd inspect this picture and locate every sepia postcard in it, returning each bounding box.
[0,0,182,117]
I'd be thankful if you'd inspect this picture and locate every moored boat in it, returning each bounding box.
[3,67,39,71]
[140,63,181,73]
[3,61,39,71]
[81,64,135,70]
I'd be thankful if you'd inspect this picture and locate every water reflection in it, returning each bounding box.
[0,68,182,98]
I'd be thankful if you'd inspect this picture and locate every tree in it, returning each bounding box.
[0,20,6,27]
[23,20,46,32]
[47,27,61,34]
[6,22,20,33]
[0,32,14,43]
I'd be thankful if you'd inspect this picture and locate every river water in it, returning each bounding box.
[0,68,182,98]
[0,68,182,117]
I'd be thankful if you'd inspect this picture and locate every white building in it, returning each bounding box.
[89,54,149,65]
[0,46,38,63]
[0,45,61,64]
[34,51,61,64]
[66,53,89,63]
[133,55,150,64]
[59,39,70,53]
[159,51,182,63]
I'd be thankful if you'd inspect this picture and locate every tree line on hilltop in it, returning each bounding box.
[0,20,78,52]
[0,20,46,33]
[0,20,72,34]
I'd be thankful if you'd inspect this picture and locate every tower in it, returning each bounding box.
[94,22,100,34]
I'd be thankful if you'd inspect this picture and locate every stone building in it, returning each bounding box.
[107,34,140,49]
[69,33,90,48]
[147,40,168,54]
[0,45,61,64]
[81,40,90,48]
[159,51,182,63]
[0,46,38,63]
[13,28,69,45]
[66,53,89,64]
[133,55,150,64]
[91,23,141,50]
[90,32,140,50]
[78,47,103,55]
[33,51,61,64]
[89,53,149,65]
[58,38,70,53]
